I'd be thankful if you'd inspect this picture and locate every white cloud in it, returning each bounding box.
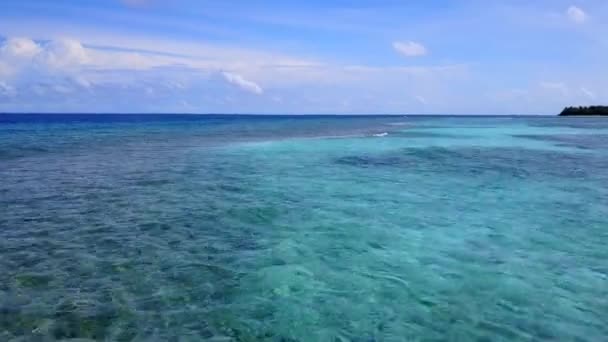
[0,36,372,96]
[72,76,92,89]
[0,37,41,59]
[415,95,427,104]
[0,35,469,113]
[0,38,41,79]
[221,71,263,94]
[393,41,427,57]
[566,6,587,24]
[0,81,16,97]
[0,35,325,88]
[0,19,320,71]
[581,87,595,100]
[0,37,90,74]
[38,39,90,69]
[0,36,196,85]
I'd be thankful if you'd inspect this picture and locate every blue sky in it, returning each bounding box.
[0,0,606,114]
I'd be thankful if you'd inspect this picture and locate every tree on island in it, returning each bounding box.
[559,106,608,116]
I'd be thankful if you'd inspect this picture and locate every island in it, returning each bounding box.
[559,106,608,116]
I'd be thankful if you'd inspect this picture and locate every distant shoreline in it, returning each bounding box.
[559,106,608,116]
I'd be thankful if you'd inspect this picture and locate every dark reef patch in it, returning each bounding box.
[513,134,608,150]
[389,131,475,139]
[336,146,608,181]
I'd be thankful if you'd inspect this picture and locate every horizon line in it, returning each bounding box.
[0,112,556,117]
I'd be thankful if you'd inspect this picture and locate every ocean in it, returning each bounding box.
[1,114,607,341]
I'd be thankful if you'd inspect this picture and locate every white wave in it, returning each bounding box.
[373,132,389,137]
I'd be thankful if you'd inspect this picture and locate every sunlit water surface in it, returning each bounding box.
[1,114,607,341]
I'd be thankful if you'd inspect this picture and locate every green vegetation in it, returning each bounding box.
[559,106,608,116]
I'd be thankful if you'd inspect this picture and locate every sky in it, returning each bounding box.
[0,0,606,114]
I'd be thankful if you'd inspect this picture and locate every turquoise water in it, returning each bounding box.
[1,114,607,341]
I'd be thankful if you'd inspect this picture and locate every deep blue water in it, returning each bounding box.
[1,114,607,341]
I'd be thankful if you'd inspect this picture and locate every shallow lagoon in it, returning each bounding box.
[1,115,607,341]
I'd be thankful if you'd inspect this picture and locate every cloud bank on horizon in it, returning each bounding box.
[0,0,606,114]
